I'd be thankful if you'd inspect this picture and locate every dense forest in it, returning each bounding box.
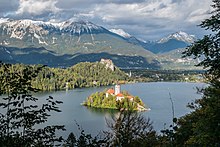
[0,61,128,92]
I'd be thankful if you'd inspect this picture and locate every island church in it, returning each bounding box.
[106,84,133,101]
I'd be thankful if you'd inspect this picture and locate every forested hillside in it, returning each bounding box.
[0,61,128,92]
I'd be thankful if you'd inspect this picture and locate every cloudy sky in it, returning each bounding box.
[0,0,213,41]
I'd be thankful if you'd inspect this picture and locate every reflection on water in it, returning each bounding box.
[86,106,119,115]
[0,82,206,137]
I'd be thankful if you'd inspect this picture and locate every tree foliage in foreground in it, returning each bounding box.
[63,125,106,147]
[0,62,65,146]
[177,0,220,145]
[174,82,220,145]
[104,111,158,146]
[63,111,158,147]
[183,0,220,80]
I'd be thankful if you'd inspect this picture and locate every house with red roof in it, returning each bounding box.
[106,88,115,98]
[116,93,124,101]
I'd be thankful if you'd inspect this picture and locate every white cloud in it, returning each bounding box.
[187,9,211,24]
[16,0,60,16]
[94,0,212,23]
[0,0,213,40]
[90,0,213,40]
[78,11,95,19]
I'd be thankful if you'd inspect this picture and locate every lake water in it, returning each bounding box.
[1,82,207,138]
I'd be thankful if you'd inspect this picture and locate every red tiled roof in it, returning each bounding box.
[127,96,133,99]
[116,93,124,97]
[107,88,115,94]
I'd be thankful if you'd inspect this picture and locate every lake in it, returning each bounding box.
[1,82,207,138]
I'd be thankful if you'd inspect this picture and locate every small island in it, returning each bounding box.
[83,84,148,111]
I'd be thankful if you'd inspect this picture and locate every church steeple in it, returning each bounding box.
[115,84,120,95]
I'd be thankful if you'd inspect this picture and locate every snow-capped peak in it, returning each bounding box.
[109,28,132,38]
[158,31,196,44]
[59,20,102,30]
[0,18,9,23]
[0,18,107,38]
[0,18,57,29]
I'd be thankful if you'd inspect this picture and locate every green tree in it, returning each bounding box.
[183,0,220,80]
[105,111,158,146]
[0,62,65,146]
[174,82,220,146]
[63,123,106,147]
[63,133,76,147]
[0,61,128,92]
[177,0,220,145]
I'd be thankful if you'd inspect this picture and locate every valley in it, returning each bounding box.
[0,18,200,70]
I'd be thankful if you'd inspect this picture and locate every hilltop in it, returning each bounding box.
[0,59,129,91]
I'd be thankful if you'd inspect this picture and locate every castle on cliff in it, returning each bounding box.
[100,58,115,71]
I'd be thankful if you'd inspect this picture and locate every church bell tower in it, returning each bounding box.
[115,84,120,95]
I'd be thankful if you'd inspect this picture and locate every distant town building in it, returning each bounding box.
[129,71,132,77]
[65,82,69,90]
[100,58,115,71]
[93,80,98,85]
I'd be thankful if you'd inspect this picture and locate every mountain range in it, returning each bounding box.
[0,18,199,69]
[110,29,196,54]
